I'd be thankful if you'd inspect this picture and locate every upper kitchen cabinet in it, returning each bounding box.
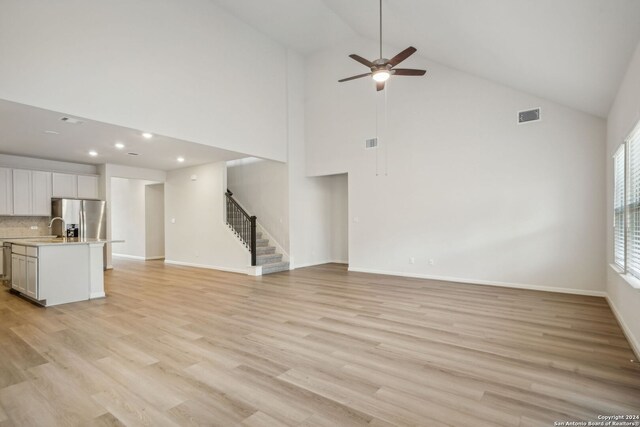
[0,167,13,215]
[12,169,32,215]
[12,169,52,216]
[31,171,52,215]
[52,173,77,198]
[52,173,99,199]
[77,175,99,199]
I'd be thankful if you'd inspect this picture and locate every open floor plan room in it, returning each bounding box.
[0,260,638,426]
[1,0,640,425]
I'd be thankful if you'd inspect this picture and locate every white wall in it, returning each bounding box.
[287,51,342,268]
[0,154,97,175]
[227,158,289,253]
[305,37,606,293]
[164,162,251,274]
[111,177,150,258]
[145,184,165,259]
[329,174,348,264]
[606,41,640,356]
[101,164,166,268]
[0,0,287,161]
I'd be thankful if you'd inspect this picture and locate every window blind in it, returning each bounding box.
[626,123,640,278]
[614,145,625,269]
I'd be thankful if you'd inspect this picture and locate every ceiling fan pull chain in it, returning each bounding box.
[383,84,388,176]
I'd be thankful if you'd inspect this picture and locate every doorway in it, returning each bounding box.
[110,177,165,260]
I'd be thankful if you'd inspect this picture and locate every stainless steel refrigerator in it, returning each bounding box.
[51,199,106,240]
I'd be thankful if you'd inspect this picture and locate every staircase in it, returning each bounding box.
[254,231,290,274]
[225,190,289,275]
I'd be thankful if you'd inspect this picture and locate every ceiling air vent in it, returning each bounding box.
[59,116,83,125]
[518,108,541,124]
[365,138,378,149]
[127,152,140,156]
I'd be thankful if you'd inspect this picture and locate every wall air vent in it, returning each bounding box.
[365,138,378,149]
[518,108,541,124]
[59,116,83,125]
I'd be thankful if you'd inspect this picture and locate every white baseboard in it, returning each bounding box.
[90,292,105,299]
[347,267,607,298]
[606,295,640,360]
[112,253,146,261]
[113,254,165,261]
[291,259,347,269]
[163,259,252,275]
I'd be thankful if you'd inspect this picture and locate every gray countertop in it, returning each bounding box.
[2,238,124,247]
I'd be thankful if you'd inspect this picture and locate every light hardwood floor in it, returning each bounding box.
[0,260,638,426]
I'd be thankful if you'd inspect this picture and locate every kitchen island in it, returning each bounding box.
[4,237,122,307]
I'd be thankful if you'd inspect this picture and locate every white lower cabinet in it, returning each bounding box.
[11,253,26,293]
[11,245,38,300]
[26,256,38,299]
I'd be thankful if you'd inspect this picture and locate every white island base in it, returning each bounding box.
[9,239,109,307]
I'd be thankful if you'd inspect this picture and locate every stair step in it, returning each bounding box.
[256,253,283,266]
[256,246,276,255]
[256,238,269,247]
[261,261,290,275]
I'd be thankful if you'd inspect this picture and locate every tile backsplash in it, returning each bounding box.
[0,216,52,238]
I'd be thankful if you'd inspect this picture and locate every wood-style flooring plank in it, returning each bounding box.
[0,260,637,426]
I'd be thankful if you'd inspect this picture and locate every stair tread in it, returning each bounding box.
[257,252,281,258]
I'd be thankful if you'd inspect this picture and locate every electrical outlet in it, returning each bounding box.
[30,226,38,230]
[429,259,435,265]
[409,257,415,264]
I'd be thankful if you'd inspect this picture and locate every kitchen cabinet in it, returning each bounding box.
[12,169,51,216]
[12,169,31,215]
[0,167,12,215]
[53,173,99,199]
[26,256,38,299]
[77,175,99,199]
[11,253,26,293]
[31,171,52,215]
[52,173,77,198]
[11,245,39,300]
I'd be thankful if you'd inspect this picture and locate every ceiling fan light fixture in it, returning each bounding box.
[372,70,390,82]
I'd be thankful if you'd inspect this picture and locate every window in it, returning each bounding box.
[614,145,625,269]
[614,120,640,278]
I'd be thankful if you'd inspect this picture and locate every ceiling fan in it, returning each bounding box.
[338,0,426,91]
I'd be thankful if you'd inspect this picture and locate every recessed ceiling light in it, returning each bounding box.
[142,132,153,139]
[44,130,59,135]
[177,157,185,163]
[88,150,98,157]
[115,142,125,149]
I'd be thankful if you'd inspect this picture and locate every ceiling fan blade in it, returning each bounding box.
[338,73,372,83]
[388,46,417,67]
[376,81,385,91]
[349,54,374,68]
[393,68,426,76]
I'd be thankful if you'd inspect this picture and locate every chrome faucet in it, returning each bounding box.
[48,217,66,237]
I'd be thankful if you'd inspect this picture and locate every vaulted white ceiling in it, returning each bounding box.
[211,0,640,117]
